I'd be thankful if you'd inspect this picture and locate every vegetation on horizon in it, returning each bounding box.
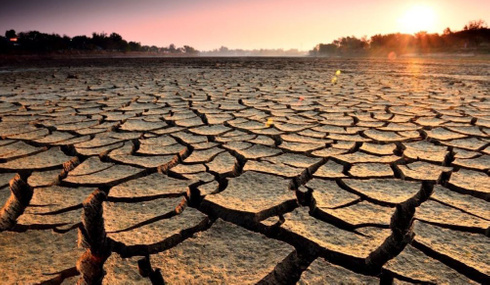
[310,20,490,57]
[0,30,199,55]
[1,19,489,57]
[201,46,306,56]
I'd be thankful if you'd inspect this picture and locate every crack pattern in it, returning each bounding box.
[0,57,489,284]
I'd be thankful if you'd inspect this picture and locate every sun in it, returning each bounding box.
[398,5,437,34]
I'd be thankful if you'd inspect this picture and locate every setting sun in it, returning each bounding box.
[398,4,437,34]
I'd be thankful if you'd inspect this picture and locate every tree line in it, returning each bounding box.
[0,30,199,55]
[201,46,306,56]
[310,20,490,56]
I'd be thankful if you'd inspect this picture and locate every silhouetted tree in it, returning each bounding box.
[109,32,122,42]
[369,33,416,54]
[1,29,202,54]
[168,43,176,53]
[0,36,10,53]
[464,19,487,30]
[312,20,490,56]
[5,29,16,39]
[149,45,159,52]
[315,43,338,55]
[128,41,142,51]
[71,35,91,50]
[183,45,198,54]
[91,32,108,49]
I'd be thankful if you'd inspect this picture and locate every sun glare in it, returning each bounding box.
[398,5,437,34]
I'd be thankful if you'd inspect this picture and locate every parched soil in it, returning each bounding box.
[0,57,488,284]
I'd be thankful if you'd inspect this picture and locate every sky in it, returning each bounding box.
[1,0,489,51]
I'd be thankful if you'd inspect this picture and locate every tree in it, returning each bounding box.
[183,45,198,54]
[128,41,141,51]
[149,45,159,52]
[169,43,176,53]
[219,46,229,53]
[5,29,16,39]
[71,35,90,50]
[107,33,127,51]
[109,32,122,42]
[0,29,200,55]
[91,32,108,49]
[316,43,338,54]
[464,19,487,30]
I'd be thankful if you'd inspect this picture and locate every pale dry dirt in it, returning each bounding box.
[0,57,488,284]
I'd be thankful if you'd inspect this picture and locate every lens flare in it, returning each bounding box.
[265,118,273,127]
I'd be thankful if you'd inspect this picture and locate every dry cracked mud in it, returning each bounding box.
[0,57,489,284]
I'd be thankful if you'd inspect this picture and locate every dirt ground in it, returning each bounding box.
[0,57,488,284]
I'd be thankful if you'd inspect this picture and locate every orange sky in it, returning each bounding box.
[1,0,489,51]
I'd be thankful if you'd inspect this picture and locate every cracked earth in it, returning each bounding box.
[0,57,488,284]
